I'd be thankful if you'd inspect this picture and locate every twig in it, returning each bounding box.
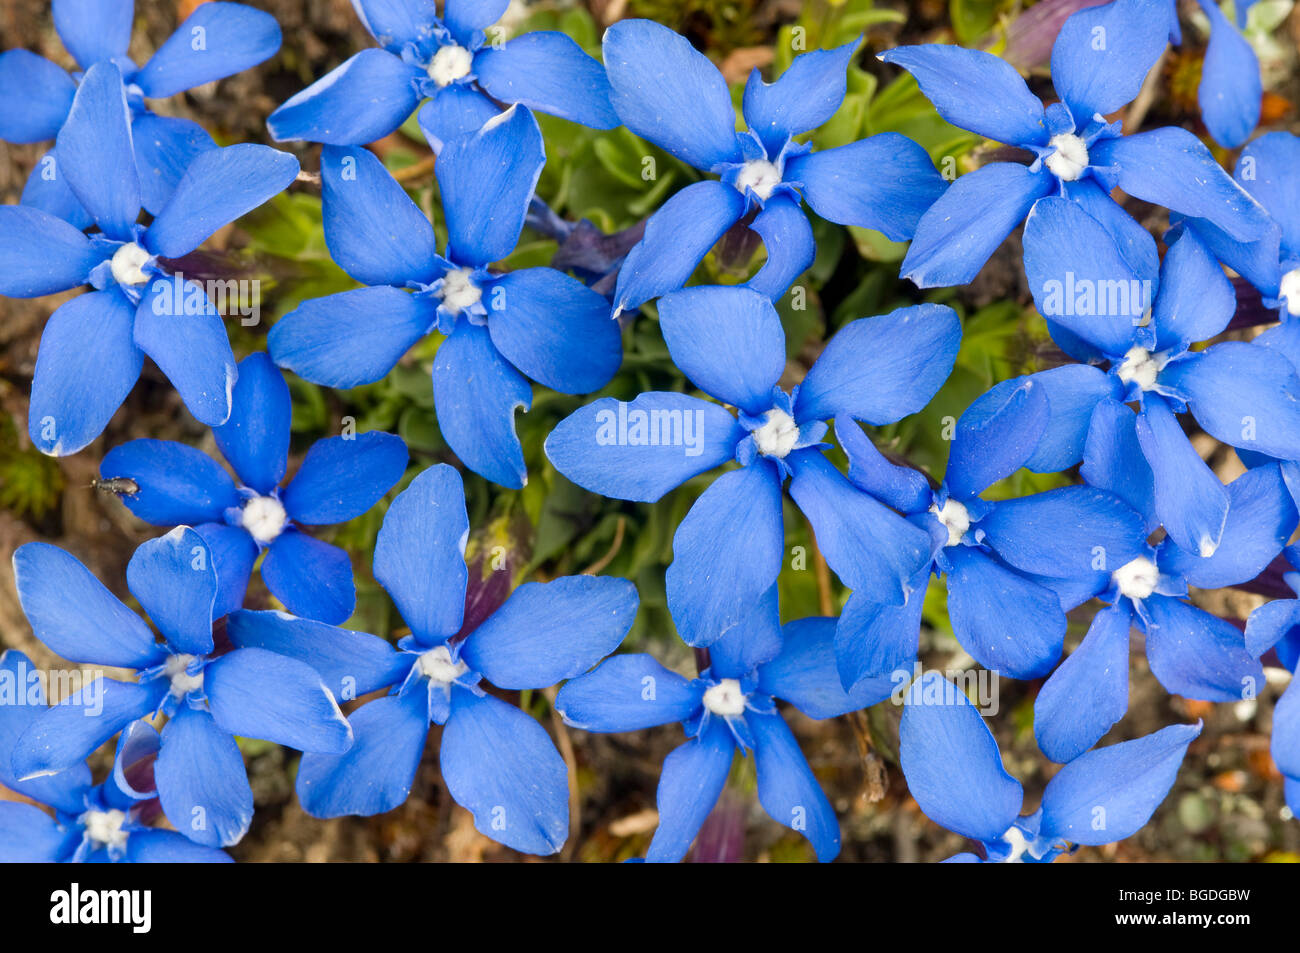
[582,516,626,575]
[391,156,436,184]
[544,685,580,861]
[806,514,834,616]
[1124,49,1166,135]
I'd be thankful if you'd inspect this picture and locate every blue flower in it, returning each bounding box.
[267,0,617,147]
[0,0,280,216]
[9,528,354,847]
[603,19,947,314]
[1004,206,1300,556]
[545,285,960,648]
[98,352,408,624]
[992,463,1292,761]
[269,106,622,488]
[0,669,230,863]
[221,464,640,855]
[0,61,298,455]
[557,613,895,862]
[1187,0,1263,148]
[881,0,1271,288]
[833,379,1144,687]
[900,671,1200,862]
[1244,543,1300,815]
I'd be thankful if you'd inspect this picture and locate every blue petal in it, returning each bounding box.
[155,706,253,847]
[133,278,236,427]
[785,133,947,240]
[104,718,161,807]
[416,85,500,152]
[126,829,233,863]
[758,616,896,717]
[1049,0,1169,122]
[705,585,784,678]
[836,416,931,514]
[979,486,1148,579]
[13,678,162,779]
[946,378,1049,500]
[442,0,509,44]
[373,464,469,645]
[1274,678,1300,779]
[54,61,140,240]
[901,162,1053,287]
[795,303,960,425]
[212,353,289,494]
[281,431,407,525]
[321,144,438,286]
[1142,595,1265,702]
[1023,364,1118,471]
[296,688,429,817]
[21,148,94,231]
[475,31,619,129]
[1235,131,1300,256]
[1080,399,1157,531]
[1135,394,1228,557]
[545,393,742,503]
[13,542,161,669]
[1153,226,1235,351]
[944,546,1065,678]
[0,50,75,143]
[751,710,840,861]
[1034,602,1133,763]
[879,45,1046,145]
[745,194,815,300]
[28,290,142,456]
[261,531,356,625]
[432,320,532,488]
[611,180,747,315]
[1068,178,1160,283]
[834,579,927,689]
[1197,0,1262,149]
[193,523,257,619]
[441,687,569,855]
[267,49,421,145]
[658,285,786,414]
[0,803,73,862]
[352,0,439,48]
[485,267,622,393]
[1158,464,1296,589]
[0,649,93,813]
[645,717,735,862]
[603,19,739,170]
[1038,721,1201,846]
[899,671,1023,842]
[555,654,702,731]
[131,113,218,216]
[134,1,281,98]
[1244,597,1300,659]
[269,286,436,388]
[742,39,858,155]
[100,439,240,524]
[145,144,298,259]
[462,576,638,689]
[788,452,933,605]
[127,527,218,654]
[205,646,352,753]
[667,461,784,647]
[436,104,543,267]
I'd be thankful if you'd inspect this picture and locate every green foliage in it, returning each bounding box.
[0,413,62,520]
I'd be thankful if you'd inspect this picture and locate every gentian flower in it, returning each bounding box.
[602,19,946,314]
[833,379,1146,688]
[0,0,280,217]
[0,61,299,455]
[99,352,408,624]
[1185,0,1263,149]
[557,614,896,862]
[991,464,1293,761]
[880,0,1270,288]
[221,464,640,855]
[9,528,354,847]
[901,671,1200,862]
[268,106,621,488]
[1003,201,1300,556]
[1243,543,1300,814]
[267,0,617,146]
[1,670,230,863]
[545,285,959,648]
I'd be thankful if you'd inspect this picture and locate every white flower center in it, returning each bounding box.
[702,678,747,717]
[929,498,971,547]
[82,809,129,849]
[417,645,468,685]
[1280,268,1300,318]
[1116,346,1162,391]
[241,494,287,544]
[734,159,782,201]
[439,267,482,313]
[752,408,799,458]
[110,242,151,286]
[1113,556,1159,600]
[1044,133,1089,181]
[165,653,204,697]
[428,44,473,86]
